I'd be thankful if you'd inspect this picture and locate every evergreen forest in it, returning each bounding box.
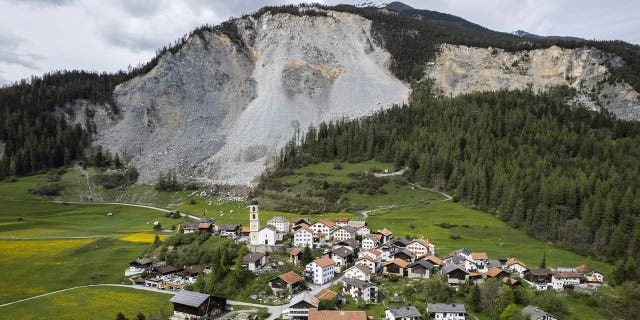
[275,85,640,264]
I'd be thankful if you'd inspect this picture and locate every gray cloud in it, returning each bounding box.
[0,33,43,69]
[10,0,75,6]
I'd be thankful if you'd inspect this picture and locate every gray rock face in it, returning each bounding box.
[426,44,640,120]
[96,9,409,186]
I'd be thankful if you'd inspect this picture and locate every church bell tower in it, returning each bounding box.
[249,199,260,245]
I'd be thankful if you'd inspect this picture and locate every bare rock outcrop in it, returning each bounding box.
[426,44,640,120]
[96,9,409,186]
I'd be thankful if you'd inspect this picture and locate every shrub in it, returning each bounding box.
[450,233,461,240]
[28,183,62,196]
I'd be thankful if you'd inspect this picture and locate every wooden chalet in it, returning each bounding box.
[169,290,226,319]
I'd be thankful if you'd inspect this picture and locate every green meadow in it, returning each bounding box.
[1,286,173,319]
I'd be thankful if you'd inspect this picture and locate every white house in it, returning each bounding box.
[342,278,378,303]
[355,256,378,272]
[306,256,336,285]
[505,258,529,277]
[521,305,559,320]
[426,303,467,320]
[551,271,581,290]
[356,225,371,236]
[470,252,490,272]
[406,238,435,257]
[258,225,278,245]
[362,234,381,250]
[385,305,422,320]
[344,264,372,281]
[331,246,354,268]
[293,226,314,248]
[311,219,336,236]
[336,217,350,227]
[332,226,357,241]
[267,216,290,234]
[243,252,268,271]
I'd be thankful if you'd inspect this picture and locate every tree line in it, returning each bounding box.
[275,86,640,263]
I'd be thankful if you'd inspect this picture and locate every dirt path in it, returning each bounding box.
[52,200,201,220]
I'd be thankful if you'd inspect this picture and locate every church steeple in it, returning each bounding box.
[249,199,260,245]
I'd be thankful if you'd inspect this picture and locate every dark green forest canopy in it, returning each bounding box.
[276,86,640,263]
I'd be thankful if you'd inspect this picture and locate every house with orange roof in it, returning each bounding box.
[315,288,345,307]
[383,258,410,278]
[306,256,336,284]
[505,258,529,277]
[344,264,373,281]
[420,254,444,266]
[355,256,379,272]
[290,248,302,266]
[308,309,366,320]
[377,228,394,243]
[269,271,304,296]
[406,238,435,257]
[311,219,336,235]
[335,217,350,227]
[361,234,381,250]
[470,252,490,271]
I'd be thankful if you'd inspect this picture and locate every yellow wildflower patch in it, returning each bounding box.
[119,233,166,243]
[0,239,93,260]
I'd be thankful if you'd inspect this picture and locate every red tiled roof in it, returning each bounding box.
[314,256,336,268]
[384,258,409,268]
[290,249,302,256]
[471,252,488,260]
[315,288,338,300]
[308,309,366,320]
[279,271,303,284]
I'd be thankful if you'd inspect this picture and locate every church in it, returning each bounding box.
[249,199,281,246]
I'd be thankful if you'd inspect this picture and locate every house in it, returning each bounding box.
[551,271,581,290]
[293,226,314,248]
[169,290,226,320]
[525,269,553,290]
[377,228,394,243]
[385,305,422,320]
[291,217,312,229]
[314,232,328,246]
[180,266,200,283]
[585,271,605,283]
[521,305,559,320]
[344,264,372,281]
[269,271,304,296]
[355,225,371,236]
[361,234,381,250]
[218,224,241,237]
[128,257,153,275]
[287,293,319,320]
[421,255,444,267]
[334,238,361,252]
[240,226,251,238]
[443,263,469,288]
[394,248,417,263]
[342,278,378,303]
[485,267,510,280]
[468,272,486,285]
[336,217,350,227]
[311,219,336,235]
[379,242,397,261]
[306,256,336,285]
[181,222,199,234]
[144,277,163,288]
[426,303,467,320]
[407,239,435,257]
[308,309,366,320]
[155,265,181,276]
[455,248,472,261]
[198,222,213,233]
[392,238,411,248]
[268,216,290,234]
[331,246,355,268]
[355,256,378,272]
[360,248,383,261]
[332,226,358,241]
[258,225,278,245]
[347,220,367,230]
[315,288,346,307]
[243,252,268,271]
[383,258,410,278]
[505,258,529,277]
[290,248,302,266]
[470,252,489,271]
[407,259,436,279]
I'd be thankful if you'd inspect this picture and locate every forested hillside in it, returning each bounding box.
[276,85,640,263]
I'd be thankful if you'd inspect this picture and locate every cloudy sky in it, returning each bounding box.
[0,0,638,85]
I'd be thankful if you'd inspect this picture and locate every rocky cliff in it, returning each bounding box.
[96,9,409,186]
[426,44,640,119]
[90,8,640,188]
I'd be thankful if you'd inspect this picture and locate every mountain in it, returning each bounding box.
[2,4,640,186]
[512,29,585,42]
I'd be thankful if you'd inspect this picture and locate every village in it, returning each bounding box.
[126,200,607,320]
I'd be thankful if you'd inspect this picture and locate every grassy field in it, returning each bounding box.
[0,179,187,304]
[0,286,173,319]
